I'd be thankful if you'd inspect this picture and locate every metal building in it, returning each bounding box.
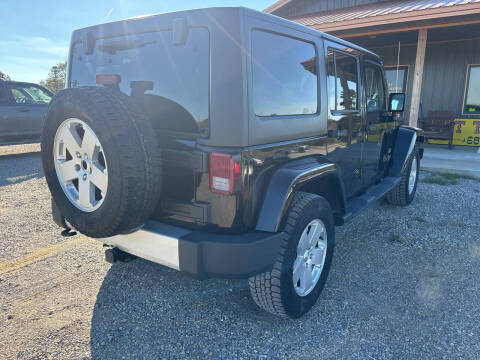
[265,0,480,146]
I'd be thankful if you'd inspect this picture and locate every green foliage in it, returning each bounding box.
[422,172,479,186]
[44,61,67,93]
[0,71,11,81]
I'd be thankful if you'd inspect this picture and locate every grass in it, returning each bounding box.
[422,172,480,186]
[389,233,404,244]
[424,271,440,279]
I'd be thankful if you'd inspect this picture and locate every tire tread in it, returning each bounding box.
[249,192,321,318]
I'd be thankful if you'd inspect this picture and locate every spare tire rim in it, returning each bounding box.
[293,218,327,297]
[408,157,417,195]
[53,118,108,212]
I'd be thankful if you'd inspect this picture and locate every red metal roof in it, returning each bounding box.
[288,0,480,29]
[264,0,291,13]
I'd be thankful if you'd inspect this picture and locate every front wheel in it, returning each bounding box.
[249,192,335,318]
[386,148,420,206]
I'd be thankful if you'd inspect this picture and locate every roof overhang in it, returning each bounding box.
[264,0,291,14]
[305,2,480,32]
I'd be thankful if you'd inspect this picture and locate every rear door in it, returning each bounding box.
[0,84,19,138]
[324,41,364,199]
[362,60,394,186]
[5,84,52,137]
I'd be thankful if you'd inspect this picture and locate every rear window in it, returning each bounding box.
[69,28,210,136]
[251,30,318,117]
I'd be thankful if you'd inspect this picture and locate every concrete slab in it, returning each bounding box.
[420,144,480,178]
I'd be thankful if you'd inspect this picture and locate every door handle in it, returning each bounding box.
[18,107,30,112]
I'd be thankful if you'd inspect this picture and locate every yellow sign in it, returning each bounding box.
[452,119,480,146]
[427,118,480,146]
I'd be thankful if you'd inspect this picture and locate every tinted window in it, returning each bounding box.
[385,66,408,93]
[70,28,209,135]
[8,85,51,105]
[327,50,358,111]
[24,86,52,104]
[11,88,30,104]
[365,62,386,112]
[252,30,317,117]
[464,65,480,114]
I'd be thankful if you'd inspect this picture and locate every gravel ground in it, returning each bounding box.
[1,143,480,359]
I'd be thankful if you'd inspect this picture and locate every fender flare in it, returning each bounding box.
[389,126,423,177]
[255,158,345,233]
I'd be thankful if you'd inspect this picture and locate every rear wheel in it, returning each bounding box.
[387,148,420,206]
[41,87,162,238]
[249,192,335,318]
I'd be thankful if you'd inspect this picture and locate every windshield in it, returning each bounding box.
[69,28,210,136]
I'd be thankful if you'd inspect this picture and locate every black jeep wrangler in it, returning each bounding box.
[41,7,423,318]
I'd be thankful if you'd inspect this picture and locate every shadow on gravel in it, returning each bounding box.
[0,150,41,159]
[0,151,43,186]
[89,199,480,359]
[90,259,292,359]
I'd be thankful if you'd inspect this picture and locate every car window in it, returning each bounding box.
[8,85,52,105]
[10,88,34,104]
[364,62,386,112]
[252,30,318,117]
[70,28,209,136]
[23,86,52,104]
[327,50,358,111]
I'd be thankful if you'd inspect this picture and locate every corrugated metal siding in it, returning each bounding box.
[284,0,480,25]
[421,38,480,119]
[371,39,480,121]
[271,0,387,18]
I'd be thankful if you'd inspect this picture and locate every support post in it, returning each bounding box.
[408,28,427,128]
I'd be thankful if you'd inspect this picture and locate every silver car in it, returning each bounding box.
[0,80,53,145]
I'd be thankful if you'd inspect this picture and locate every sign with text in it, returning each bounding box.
[428,119,480,146]
[452,119,480,146]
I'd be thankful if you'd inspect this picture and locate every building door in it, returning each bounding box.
[325,41,363,199]
[362,60,393,187]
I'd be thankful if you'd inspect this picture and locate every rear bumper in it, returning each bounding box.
[101,220,284,279]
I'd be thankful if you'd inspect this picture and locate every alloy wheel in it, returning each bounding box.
[53,118,108,212]
[292,218,328,297]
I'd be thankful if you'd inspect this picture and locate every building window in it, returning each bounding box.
[327,49,358,112]
[252,30,318,117]
[385,65,409,94]
[463,65,480,115]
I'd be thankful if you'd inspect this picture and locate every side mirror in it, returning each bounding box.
[389,93,405,112]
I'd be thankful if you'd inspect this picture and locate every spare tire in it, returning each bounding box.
[41,87,162,238]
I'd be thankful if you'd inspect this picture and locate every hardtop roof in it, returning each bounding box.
[71,6,379,59]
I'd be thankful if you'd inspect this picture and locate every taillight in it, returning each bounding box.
[209,152,240,195]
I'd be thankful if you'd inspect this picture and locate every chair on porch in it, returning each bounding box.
[421,110,456,149]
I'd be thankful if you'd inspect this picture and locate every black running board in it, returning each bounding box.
[335,176,401,225]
